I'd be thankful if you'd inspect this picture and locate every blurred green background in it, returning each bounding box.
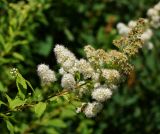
[0,0,160,133]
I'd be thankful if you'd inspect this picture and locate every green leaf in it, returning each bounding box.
[34,102,47,117]
[0,82,7,92]
[64,28,74,41]
[49,93,70,104]
[16,74,27,99]
[6,95,25,110]
[0,100,6,107]
[10,98,25,110]
[75,72,81,81]
[61,109,76,118]
[12,52,25,61]
[46,128,59,134]
[49,96,61,102]
[0,57,11,65]
[47,119,67,128]
[6,120,14,134]
[13,40,28,46]
[0,34,5,47]
[32,88,43,101]
[26,80,34,93]
[9,26,14,36]
[17,74,27,89]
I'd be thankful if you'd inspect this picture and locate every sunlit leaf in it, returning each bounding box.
[34,102,47,117]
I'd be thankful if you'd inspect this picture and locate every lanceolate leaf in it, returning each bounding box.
[0,100,6,107]
[6,120,14,134]
[16,74,27,99]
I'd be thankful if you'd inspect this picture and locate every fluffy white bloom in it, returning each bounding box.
[152,15,160,22]
[144,19,149,23]
[62,59,75,71]
[92,72,100,82]
[128,20,137,28]
[54,44,77,68]
[154,2,160,11]
[54,44,80,75]
[83,102,103,118]
[146,2,160,29]
[147,8,158,17]
[102,69,120,84]
[140,29,153,41]
[150,20,160,28]
[92,86,112,102]
[61,73,76,89]
[117,23,125,29]
[77,59,94,79]
[54,44,76,62]
[37,64,56,85]
[68,65,79,75]
[146,42,154,50]
[150,16,160,28]
[117,22,130,35]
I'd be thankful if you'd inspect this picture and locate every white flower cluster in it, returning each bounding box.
[37,64,57,85]
[37,17,147,119]
[140,29,153,41]
[39,19,148,117]
[53,44,122,117]
[117,20,153,50]
[147,2,160,28]
[117,22,131,36]
[10,68,18,77]
[102,69,120,84]
[117,2,160,50]
[82,69,121,117]
[83,102,103,118]
[61,73,76,89]
[54,44,77,74]
[77,59,94,79]
[54,45,95,77]
[92,86,112,102]
[54,44,96,90]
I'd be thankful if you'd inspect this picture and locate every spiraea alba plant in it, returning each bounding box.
[117,1,160,50]
[37,18,147,118]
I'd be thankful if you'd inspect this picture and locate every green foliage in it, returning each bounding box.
[34,102,47,117]
[6,120,14,134]
[6,95,25,110]
[0,0,160,134]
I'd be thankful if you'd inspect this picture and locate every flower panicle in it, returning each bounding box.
[114,18,147,57]
[37,18,148,118]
